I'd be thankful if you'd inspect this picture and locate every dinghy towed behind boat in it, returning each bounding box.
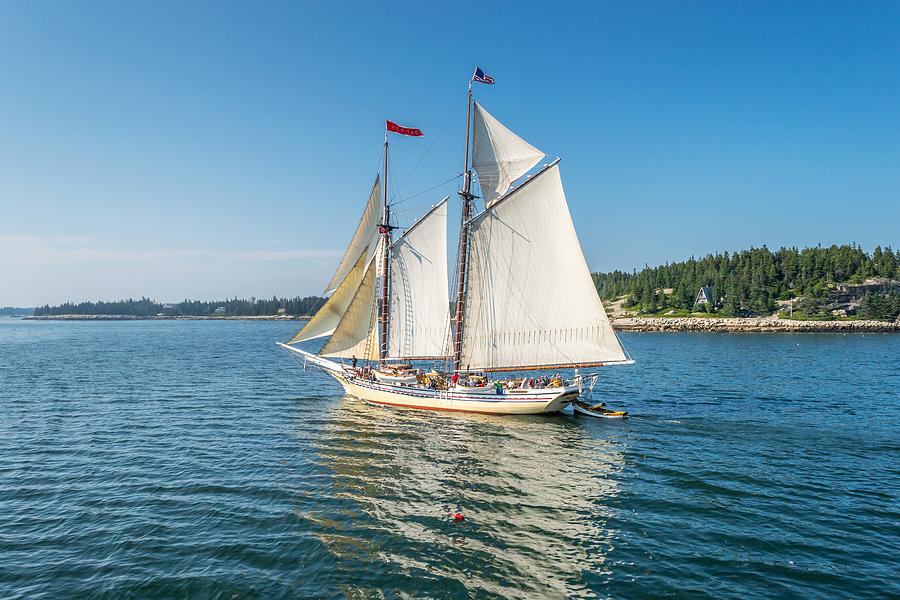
[279,67,634,415]
[572,400,629,419]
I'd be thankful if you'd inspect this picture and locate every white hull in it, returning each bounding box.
[332,371,577,415]
[279,344,577,415]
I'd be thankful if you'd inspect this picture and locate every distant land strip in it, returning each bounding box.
[30,296,326,319]
[21,312,898,333]
[17,244,900,331]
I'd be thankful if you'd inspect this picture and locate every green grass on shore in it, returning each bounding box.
[776,311,860,322]
[618,309,731,319]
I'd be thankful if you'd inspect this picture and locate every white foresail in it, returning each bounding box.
[287,250,369,344]
[323,176,383,294]
[460,163,629,371]
[472,102,545,207]
[388,198,450,359]
[290,176,381,346]
[320,242,380,360]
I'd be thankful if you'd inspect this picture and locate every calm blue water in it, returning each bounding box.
[0,319,897,599]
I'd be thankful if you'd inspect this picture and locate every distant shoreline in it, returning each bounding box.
[611,316,900,333]
[19,314,899,332]
[23,314,312,321]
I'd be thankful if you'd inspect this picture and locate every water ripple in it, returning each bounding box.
[0,320,897,598]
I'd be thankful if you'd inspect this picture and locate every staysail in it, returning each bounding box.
[319,240,381,360]
[287,177,382,345]
[459,162,629,371]
[472,102,545,207]
[388,198,450,359]
[323,176,383,294]
[287,250,369,344]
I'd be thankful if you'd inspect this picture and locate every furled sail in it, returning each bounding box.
[388,198,450,359]
[459,162,629,371]
[319,242,380,360]
[472,102,545,207]
[287,250,371,344]
[323,176,383,294]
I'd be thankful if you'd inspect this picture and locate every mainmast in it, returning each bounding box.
[379,135,391,363]
[452,83,474,371]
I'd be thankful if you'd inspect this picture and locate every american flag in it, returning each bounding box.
[472,66,495,85]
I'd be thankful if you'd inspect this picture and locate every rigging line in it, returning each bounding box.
[388,153,402,206]
[386,154,411,230]
[395,91,469,196]
[391,204,437,215]
[373,143,387,184]
[391,173,462,207]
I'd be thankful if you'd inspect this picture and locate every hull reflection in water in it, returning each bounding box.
[301,396,625,598]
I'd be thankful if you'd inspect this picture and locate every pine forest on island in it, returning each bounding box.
[592,244,900,321]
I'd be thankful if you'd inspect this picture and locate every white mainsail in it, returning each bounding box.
[323,176,383,294]
[459,162,629,371]
[472,102,545,207]
[388,198,450,359]
[320,240,381,360]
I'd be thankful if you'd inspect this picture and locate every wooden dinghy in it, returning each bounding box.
[572,399,628,419]
[373,364,419,385]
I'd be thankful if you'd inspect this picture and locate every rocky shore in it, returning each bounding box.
[24,314,311,321]
[22,314,899,331]
[612,316,900,333]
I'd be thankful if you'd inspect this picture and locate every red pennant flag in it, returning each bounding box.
[386,120,424,137]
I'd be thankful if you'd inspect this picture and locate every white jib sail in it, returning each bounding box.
[460,163,629,371]
[388,198,450,359]
[472,102,545,207]
[320,240,380,360]
[323,176,383,294]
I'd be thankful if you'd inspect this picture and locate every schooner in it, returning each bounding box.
[278,69,633,415]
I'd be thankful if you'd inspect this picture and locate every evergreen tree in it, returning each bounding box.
[592,244,897,317]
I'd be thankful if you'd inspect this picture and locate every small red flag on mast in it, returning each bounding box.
[386,120,424,137]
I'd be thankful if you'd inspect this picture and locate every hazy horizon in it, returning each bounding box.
[5,240,896,308]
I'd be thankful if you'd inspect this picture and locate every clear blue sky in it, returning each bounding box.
[2,1,899,306]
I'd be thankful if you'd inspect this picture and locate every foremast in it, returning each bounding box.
[452,83,474,372]
[379,135,392,363]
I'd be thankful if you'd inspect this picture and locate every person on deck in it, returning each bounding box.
[451,373,459,386]
[494,381,503,395]
[351,356,357,369]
